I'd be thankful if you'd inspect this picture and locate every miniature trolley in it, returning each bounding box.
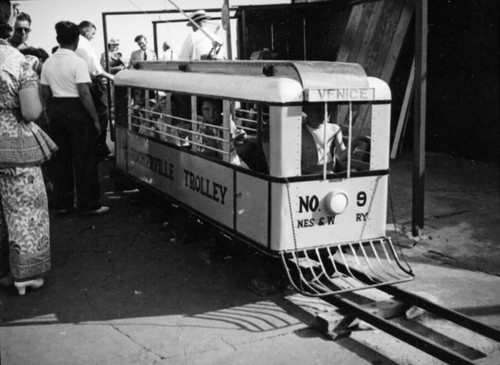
[113,60,414,296]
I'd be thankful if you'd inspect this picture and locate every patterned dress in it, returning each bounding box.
[0,40,57,281]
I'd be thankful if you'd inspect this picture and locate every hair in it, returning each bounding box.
[0,0,12,40]
[134,34,146,43]
[16,11,30,25]
[20,47,49,62]
[55,21,80,47]
[78,20,95,34]
[198,97,222,115]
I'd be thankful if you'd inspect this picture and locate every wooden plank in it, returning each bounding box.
[338,1,382,125]
[397,92,413,156]
[363,0,405,77]
[346,2,377,63]
[353,0,386,64]
[380,0,415,82]
[391,58,415,159]
[336,4,364,62]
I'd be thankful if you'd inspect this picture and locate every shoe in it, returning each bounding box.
[82,206,109,215]
[56,207,73,215]
[14,278,44,295]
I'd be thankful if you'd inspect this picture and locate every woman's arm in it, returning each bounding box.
[77,82,101,136]
[19,81,43,121]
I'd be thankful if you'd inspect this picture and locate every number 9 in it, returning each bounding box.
[357,192,367,207]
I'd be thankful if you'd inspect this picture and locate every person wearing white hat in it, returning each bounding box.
[178,9,223,61]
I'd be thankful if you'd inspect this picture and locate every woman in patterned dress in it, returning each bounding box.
[0,0,58,295]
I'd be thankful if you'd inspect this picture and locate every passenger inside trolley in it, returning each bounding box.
[152,93,190,146]
[192,97,248,167]
[301,103,347,174]
[124,85,371,176]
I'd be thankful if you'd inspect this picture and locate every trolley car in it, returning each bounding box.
[113,60,414,296]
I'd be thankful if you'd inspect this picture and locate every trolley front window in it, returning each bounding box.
[301,102,372,175]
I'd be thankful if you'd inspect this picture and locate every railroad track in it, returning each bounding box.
[284,269,500,365]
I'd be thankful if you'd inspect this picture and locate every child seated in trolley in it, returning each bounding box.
[192,97,248,168]
[301,103,347,174]
[152,94,191,146]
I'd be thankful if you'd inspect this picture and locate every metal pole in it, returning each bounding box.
[102,13,113,141]
[153,22,159,59]
[224,0,233,60]
[412,0,428,236]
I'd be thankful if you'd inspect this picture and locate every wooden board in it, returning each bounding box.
[336,0,415,133]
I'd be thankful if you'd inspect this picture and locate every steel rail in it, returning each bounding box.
[379,284,500,343]
[322,293,479,365]
[333,261,500,343]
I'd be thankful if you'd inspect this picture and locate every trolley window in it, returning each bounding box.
[121,87,271,170]
[301,102,372,175]
[117,86,376,177]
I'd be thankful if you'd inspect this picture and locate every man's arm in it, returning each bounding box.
[40,84,52,110]
[77,82,101,136]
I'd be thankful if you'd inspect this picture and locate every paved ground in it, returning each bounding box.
[0,152,499,365]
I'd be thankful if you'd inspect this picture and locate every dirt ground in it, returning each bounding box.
[1,152,499,365]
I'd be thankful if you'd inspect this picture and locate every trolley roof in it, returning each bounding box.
[114,60,391,104]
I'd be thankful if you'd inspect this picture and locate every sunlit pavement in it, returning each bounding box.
[0,152,499,364]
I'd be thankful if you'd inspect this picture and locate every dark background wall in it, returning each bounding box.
[237,2,351,61]
[426,0,498,161]
[237,0,499,162]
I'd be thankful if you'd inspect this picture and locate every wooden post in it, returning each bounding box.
[412,0,428,236]
[391,58,415,159]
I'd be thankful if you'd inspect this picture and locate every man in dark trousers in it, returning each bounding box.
[40,21,109,215]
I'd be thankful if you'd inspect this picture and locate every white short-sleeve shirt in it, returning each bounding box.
[75,35,104,77]
[179,28,222,61]
[305,123,340,164]
[41,48,91,97]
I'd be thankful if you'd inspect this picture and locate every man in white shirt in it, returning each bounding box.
[301,104,347,174]
[76,20,114,159]
[40,21,109,215]
[178,10,223,61]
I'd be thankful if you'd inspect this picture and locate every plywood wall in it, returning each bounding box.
[335,0,414,140]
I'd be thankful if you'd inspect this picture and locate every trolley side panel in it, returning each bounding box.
[235,172,269,247]
[127,133,234,227]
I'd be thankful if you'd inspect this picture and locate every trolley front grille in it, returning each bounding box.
[281,237,414,296]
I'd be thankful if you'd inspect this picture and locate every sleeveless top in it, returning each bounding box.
[0,40,58,167]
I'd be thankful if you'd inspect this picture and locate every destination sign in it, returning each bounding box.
[305,88,375,102]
